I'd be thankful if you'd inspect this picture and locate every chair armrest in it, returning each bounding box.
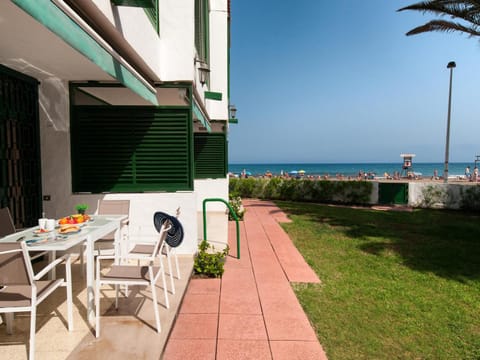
[34,254,70,280]
[97,255,117,261]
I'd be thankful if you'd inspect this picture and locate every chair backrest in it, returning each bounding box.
[97,200,130,216]
[0,242,33,286]
[150,223,171,259]
[0,207,16,238]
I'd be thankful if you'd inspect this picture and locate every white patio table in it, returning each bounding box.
[0,215,127,325]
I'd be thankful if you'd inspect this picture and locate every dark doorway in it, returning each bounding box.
[378,182,408,205]
[0,65,42,228]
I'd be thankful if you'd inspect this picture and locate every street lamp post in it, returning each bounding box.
[444,61,456,183]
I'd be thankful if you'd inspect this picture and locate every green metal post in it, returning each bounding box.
[202,198,240,259]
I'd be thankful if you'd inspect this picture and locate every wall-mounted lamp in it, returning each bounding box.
[229,104,237,119]
[194,58,210,86]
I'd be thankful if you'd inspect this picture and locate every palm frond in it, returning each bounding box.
[398,1,480,26]
[405,19,480,37]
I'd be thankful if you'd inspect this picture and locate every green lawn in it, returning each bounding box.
[277,201,480,360]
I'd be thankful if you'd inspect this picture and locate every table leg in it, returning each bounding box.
[48,251,56,280]
[85,238,95,325]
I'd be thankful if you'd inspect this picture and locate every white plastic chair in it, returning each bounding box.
[80,199,130,272]
[95,223,171,337]
[0,242,73,360]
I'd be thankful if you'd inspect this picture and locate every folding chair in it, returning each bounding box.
[80,199,130,272]
[0,242,73,360]
[95,223,171,337]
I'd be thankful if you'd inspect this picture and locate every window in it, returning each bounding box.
[194,133,227,179]
[195,0,209,62]
[71,106,193,193]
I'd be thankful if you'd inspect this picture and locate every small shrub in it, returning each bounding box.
[228,194,245,220]
[229,178,373,205]
[194,240,229,278]
[421,185,447,208]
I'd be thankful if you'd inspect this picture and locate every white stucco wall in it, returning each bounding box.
[194,178,229,211]
[207,0,229,120]
[159,0,195,81]
[408,182,469,209]
[92,0,162,76]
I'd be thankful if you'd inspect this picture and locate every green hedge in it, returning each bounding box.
[229,178,373,205]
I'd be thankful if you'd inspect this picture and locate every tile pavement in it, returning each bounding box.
[162,200,327,360]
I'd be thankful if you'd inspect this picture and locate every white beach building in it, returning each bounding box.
[0,0,234,254]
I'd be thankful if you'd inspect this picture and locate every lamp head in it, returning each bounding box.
[195,58,210,85]
[447,61,456,69]
[229,104,237,119]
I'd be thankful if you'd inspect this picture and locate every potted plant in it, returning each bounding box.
[75,203,89,215]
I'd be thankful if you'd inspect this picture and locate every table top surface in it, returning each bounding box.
[0,215,127,251]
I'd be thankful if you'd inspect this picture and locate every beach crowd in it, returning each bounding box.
[229,166,480,183]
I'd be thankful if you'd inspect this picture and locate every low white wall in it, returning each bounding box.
[194,178,229,250]
[369,182,379,204]
[408,182,469,209]
[194,178,229,211]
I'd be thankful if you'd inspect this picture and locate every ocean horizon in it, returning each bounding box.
[228,162,476,178]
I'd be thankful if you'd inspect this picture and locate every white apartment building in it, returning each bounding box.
[0,0,234,254]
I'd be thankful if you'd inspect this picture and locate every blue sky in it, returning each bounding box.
[228,1,480,164]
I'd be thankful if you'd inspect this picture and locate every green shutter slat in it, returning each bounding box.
[194,133,226,179]
[71,106,192,193]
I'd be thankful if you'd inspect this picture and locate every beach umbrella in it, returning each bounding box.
[298,170,305,174]
[290,170,298,174]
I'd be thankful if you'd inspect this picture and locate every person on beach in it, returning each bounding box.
[465,166,471,180]
[473,167,478,182]
[433,169,439,180]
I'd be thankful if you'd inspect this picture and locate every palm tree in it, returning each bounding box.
[398,1,480,38]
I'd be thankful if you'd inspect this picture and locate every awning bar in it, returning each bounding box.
[52,0,156,95]
[12,0,158,105]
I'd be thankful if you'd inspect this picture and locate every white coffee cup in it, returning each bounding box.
[46,219,56,231]
[38,218,47,230]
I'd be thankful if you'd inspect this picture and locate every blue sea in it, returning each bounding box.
[228,162,475,179]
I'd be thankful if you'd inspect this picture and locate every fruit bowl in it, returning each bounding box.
[58,214,91,225]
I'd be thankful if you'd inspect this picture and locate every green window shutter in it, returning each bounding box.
[71,106,192,192]
[194,133,226,179]
[111,0,155,6]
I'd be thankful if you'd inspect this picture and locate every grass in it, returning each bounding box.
[276,201,480,360]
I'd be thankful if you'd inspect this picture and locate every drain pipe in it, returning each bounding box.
[202,198,240,259]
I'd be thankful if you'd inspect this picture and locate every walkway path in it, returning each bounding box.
[163,199,327,359]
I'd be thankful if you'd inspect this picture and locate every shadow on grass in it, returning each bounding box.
[276,201,480,283]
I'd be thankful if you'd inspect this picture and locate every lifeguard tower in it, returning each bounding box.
[400,153,415,178]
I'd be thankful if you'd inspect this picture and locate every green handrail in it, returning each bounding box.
[202,198,240,259]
